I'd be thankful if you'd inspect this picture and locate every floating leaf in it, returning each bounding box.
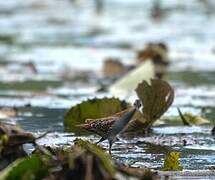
[180,112,210,125]
[64,98,129,133]
[177,108,191,126]
[159,112,210,126]
[135,79,174,127]
[109,60,155,96]
[0,155,48,180]
[162,152,183,171]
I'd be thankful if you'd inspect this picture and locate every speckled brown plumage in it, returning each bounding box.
[77,100,141,154]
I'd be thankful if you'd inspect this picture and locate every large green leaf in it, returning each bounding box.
[0,155,48,180]
[64,97,129,133]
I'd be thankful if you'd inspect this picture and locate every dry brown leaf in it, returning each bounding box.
[135,79,174,127]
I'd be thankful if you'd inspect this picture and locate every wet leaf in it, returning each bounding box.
[74,139,115,177]
[135,79,174,127]
[37,140,116,180]
[180,112,210,125]
[162,152,183,171]
[0,123,35,147]
[177,108,191,126]
[0,155,48,180]
[109,60,155,96]
[160,112,210,126]
[64,97,129,133]
[0,123,36,170]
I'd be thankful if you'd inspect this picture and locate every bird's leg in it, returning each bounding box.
[108,140,113,155]
[96,137,106,144]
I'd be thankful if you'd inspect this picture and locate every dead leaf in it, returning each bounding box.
[0,122,35,170]
[135,79,174,127]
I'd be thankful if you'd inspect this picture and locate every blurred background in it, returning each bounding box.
[0,0,215,170]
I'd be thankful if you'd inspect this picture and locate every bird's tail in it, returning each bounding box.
[76,123,91,130]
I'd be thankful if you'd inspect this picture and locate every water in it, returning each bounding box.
[0,0,215,171]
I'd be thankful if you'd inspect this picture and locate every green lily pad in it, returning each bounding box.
[64,97,129,133]
[0,155,48,180]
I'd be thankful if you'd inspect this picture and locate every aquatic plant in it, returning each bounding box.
[0,137,160,180]
[66,79,174,137]
[135,79,174,128]
[0,123,35,170]
[64,97,129,133]
[162,152,183,171]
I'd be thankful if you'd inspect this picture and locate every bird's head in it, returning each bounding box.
[134,99,141,109]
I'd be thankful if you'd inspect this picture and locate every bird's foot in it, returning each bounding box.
[108,140,113,155]
[95,137,106,144]
[115,137,120,141]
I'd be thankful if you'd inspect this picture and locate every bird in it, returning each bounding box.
[78,100,141,154]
